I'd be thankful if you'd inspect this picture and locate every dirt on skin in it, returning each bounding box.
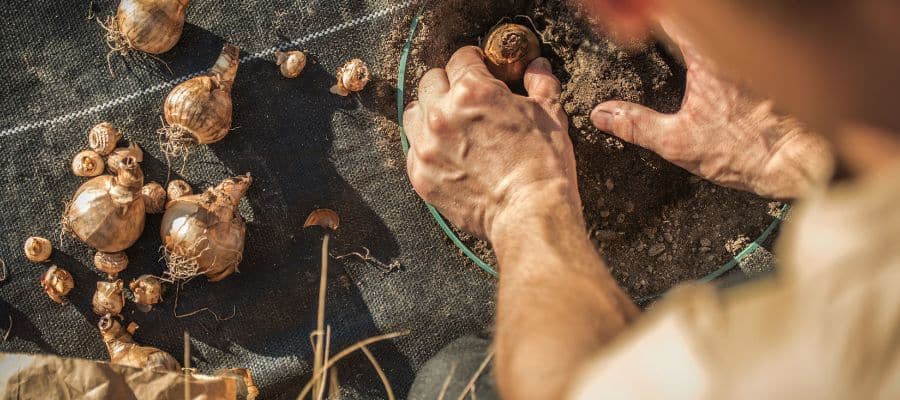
[377,0,774,299]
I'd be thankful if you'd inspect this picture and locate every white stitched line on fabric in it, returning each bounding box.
[0,0,416,138]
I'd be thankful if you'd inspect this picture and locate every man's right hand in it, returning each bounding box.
[590,20,833,199]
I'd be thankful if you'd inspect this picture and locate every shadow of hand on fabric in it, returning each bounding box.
[0,299,53,353]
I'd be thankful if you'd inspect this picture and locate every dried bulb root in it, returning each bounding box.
[166,180,192,203]
[41,265,74,304]
[275,51,307,78]
[98,314,180,371]
[482,23,541,83]
[93,279,125,316]
[304,208,340,230]
[330,59,370,96]
[160,44,240,154]
[72,150,105,177]
[129,275,162,312]
[107,142,144,174]
[24,236,52,262]
[94,251,129,278]
[88,122,122,156]
[141,182,167,214]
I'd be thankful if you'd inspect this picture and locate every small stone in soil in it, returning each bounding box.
[648,243,666,257]
[699,246,711,253]
[616,213,626,224]
[700,238,712,247]
[725,235,752,254]
[595,230,618,241]
[605,178,615,191]
[663,232,674,243]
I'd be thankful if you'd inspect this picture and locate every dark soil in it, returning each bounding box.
[379,0,774,299]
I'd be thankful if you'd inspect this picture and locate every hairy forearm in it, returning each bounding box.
[491,182,639,400]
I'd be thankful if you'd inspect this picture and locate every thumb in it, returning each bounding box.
[523,58,561,100]
[591,101,675,151]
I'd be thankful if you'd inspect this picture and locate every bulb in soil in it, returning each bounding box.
[160,174,252,281]
[330,59,370,96]
[41,265,74,304]
[160,44,240,156]
[482,23,541,83]
[63,156,146,253]
[24,236,52,262]
[93,279,125,316]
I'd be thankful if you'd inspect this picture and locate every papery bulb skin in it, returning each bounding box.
[24,237,52,262]
[275,51,307,78]
[107,142,143,174]
[116,0,190,54]
[41,266,74,304]
[72,150,105,177]
[98,315,180,371]
[330,59,370,96]
[92,279,126,316]
[63,157,145,253]
[141,182,166,214]
[130,275,163,312]
[162,44,240,147]
[89,122,122,156]
[94,251,129,278]
[166,180,192,204]
[160,174,252,281]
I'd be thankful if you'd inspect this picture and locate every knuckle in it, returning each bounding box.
[416,143,441,164]
[410,171,434,198]
[453,78,499,104]
[425,109,450,133]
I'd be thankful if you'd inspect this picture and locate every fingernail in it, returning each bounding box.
[591,106,614,132]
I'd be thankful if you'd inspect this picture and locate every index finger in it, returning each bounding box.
[445,46,494,84]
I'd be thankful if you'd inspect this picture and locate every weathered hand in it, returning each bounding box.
[404,46,579,240]
[591,20,833,199]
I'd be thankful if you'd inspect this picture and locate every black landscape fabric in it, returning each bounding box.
[0,0,499,399]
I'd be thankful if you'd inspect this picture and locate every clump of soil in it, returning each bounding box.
[380,0,773,299]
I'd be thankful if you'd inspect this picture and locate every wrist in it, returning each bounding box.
[489,179,583,245]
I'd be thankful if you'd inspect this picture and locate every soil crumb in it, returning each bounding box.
[378,0,774,298]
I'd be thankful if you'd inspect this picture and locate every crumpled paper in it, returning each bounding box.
[0,353,258,399]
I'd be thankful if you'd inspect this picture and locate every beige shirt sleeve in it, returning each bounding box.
[569,161,900,400]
